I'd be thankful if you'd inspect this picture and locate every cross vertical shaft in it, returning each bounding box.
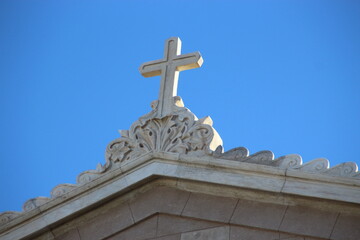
[139,37,203,117]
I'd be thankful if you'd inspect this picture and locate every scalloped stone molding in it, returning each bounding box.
[218,147,359,178]
[1,37,359,227]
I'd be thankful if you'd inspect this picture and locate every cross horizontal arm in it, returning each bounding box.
[139,52,203,77]
[174,52,203,71]
[139,60,164,77]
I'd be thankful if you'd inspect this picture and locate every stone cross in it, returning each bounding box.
[139,37,203,117]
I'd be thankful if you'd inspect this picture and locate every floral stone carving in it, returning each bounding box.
[105,97,223,164]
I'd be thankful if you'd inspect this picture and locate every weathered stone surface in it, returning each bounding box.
[129,186,190,222]
[230,225,279,240]
[107,214,157,240]
[181,226,229,240]
[2,176,359,240]
[280,238,304,240]
[32,231,55,240]
[279,232,326,240]
[279,206,338,239]
[149,235,181,240]
[278,237,304,240]
[281,176,360,204]
[230,198,287,230]
[157,214,221,237]
[281,237,325,240]
[330,213,360,240]
[77,203,134,240]
[56,229,80,240]
[278,232,306,240]
[181,192,237,223]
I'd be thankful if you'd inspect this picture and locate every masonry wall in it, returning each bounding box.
[32,181,360,240]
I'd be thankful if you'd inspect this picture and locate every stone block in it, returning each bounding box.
[181,192,238,223]
[107,214,157,240]
[157,214,221,237]
[129,186,190,222]
[279,237,304,240]
[289,237,324,240]
[330,213,360,240]
[55,229,80,240]
[150,235,181,240]
[279,206,338,239]
[181,226,229,240]
[230,225,279,240]
[279,232,305,240]
[230,198,287,230]
[32,231,55,240]
[77,203,134,240]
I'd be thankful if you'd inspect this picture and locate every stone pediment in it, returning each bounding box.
[15,182,360,240]
[1,37,359,240]
[1,158,360,240]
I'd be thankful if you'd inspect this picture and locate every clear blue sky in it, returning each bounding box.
[1,1,359,212]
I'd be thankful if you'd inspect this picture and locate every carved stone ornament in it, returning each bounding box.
[1,37,359,227]
[218,147,359,178]
[106,97,223,164]
[106,37,223,166]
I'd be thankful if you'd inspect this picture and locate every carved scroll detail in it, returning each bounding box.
[325,162,358,177]
[23,197,51,212]
[220,147,359,178]
[0,212,21,225]
[106,97,223,164]
[51,184,77,198]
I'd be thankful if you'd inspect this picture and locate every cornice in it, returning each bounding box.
[1,151,359,239]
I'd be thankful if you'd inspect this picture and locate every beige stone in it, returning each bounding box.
[181,226,229,240]
[129,186,190,222]
[149,235,181,240]
[2,156,359,240]
[107,214,158,240]
[330,213,360,240]
[279,232,306,240]
[279,205,338,239]
[157,214,221,237]
[281,176,360,204]
[32,231,55,240]
[230,198,287,231]
[55,229,80,240]
[229,225,279,240]
[181,192,238,223]
[280,238,305,240]
[77,203,134,240]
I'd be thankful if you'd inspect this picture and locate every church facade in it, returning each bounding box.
[1,38,359,240]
